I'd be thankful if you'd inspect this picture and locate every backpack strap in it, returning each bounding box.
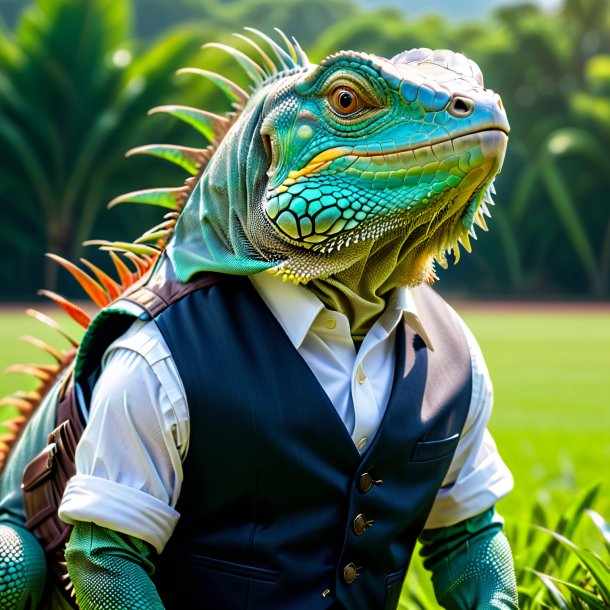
[22,383,83,603]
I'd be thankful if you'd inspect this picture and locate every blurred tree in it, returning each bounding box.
[420,0,610,297]
[494,0,610,296]
[0,0,208,297]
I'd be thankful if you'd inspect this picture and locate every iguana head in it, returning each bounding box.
[168,32,509,290]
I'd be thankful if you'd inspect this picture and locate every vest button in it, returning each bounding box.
[343,563,359,584]
[359,473,373,492]
[357,472,383,492]
[353,513,374,536]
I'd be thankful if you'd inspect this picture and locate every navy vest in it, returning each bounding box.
[150,276,472,610]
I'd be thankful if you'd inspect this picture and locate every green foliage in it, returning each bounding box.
[472,0,610,297]
[515,484,610,609]
[0,0,207,297]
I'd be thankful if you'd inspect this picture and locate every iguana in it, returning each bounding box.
[0,28,515,610]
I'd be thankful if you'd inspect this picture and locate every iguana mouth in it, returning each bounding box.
[273,127,508,189]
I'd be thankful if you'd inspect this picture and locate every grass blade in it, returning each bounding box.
[587,510,610,554]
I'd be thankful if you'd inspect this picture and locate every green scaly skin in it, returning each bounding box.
[0,32,516,609]
[420,508,519,609]
[0,525,46,609]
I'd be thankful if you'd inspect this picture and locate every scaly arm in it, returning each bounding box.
[0,524,46,610]
[66,521,164,610]
[419,506,518,610]
[0,380,63,609]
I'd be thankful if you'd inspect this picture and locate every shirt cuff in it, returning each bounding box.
[59,474,180,554]
[423,452,514,530]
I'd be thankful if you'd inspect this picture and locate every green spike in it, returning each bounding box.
[135,230,171,244]
[176,68,249,105]
[233,33,276,76]
[148,105,229,143]
[108,187,186,210]
[138,219,175,238]
[292,37,309,66]
[273,28,299,64]
[84,240,160,257]
[458,232,472,253]
[203,42,266,85]
[244,28,293,70]
[126,144,205,175]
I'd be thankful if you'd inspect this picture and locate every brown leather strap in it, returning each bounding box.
[121,267,224,318]
[22,386,82,606]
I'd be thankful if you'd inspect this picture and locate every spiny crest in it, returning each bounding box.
[0,28,308,474]
[204,27,309,89]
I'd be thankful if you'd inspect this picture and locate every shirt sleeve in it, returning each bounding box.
[58,319,189,554]
[424,309,514,529]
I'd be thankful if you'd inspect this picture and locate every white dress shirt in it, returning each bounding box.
[59,273,513,553]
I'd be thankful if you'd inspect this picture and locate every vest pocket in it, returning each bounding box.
[190,554,280,583]
[410,433,460,462]
[384,567,407,610]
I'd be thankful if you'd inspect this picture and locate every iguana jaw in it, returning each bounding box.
[265,128,506,285]
[276,124,509,187]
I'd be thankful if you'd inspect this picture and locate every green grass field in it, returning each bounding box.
[1,300,608,521]
[457,303,610,521]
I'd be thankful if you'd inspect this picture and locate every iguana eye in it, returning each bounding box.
[329,86,361,115]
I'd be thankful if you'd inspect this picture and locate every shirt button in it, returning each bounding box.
[356,364,366,384]
[325,318,337,329]
[356,437,368,451]
[343,563,359,584]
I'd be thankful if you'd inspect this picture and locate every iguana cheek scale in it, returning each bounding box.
[266,132,503,247]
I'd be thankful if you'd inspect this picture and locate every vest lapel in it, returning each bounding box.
[362,321,429,465]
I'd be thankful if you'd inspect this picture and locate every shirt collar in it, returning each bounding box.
[250,271,324,348]
[250,272,434,351]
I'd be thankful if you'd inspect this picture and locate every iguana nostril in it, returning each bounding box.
[448,96,475,117]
